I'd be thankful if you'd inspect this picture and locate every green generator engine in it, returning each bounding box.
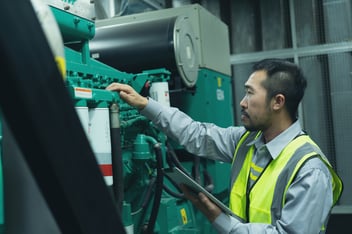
[0,1,234,234]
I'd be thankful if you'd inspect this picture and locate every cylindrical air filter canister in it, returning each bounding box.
[88,108,113,185]
[75,106,113,185]
[90,16,199,87]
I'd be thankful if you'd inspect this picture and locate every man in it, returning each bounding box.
[106,59,342,233]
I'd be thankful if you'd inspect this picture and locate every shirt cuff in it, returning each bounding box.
[140,98,162,120]
[212,213,240,234]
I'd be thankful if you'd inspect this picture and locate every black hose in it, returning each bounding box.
[200,160,215,193]
[164,142,199,199]
[203,170,214,193]
[145,143,164,234]
[166,150,175,168]
[141,178,156,208]
[162,184,184,199]
[136,178,156,234]
[163,171,185,199]
[193,156,201,184]
[166,142,191,177]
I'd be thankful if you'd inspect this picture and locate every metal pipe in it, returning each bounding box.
[109,103,124,213]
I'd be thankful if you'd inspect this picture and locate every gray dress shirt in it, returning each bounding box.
[141,98,333,234]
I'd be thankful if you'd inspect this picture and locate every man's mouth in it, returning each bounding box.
[241,110,249,121]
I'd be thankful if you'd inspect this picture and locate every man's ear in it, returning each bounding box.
[272,94,285,110]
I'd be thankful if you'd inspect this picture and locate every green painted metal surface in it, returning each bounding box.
[50,6,95,42]
[171,68,234,128]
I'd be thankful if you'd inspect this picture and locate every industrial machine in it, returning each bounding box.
[0,1,234,233]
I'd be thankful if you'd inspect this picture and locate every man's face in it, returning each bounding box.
[240,70,273,131]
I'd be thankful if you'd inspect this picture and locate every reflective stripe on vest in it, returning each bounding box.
[229,131,260,221]
[229,132,343,224]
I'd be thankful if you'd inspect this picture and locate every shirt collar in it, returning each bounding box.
[247,121,303,160]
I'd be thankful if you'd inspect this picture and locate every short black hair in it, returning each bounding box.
[253,58,307,121]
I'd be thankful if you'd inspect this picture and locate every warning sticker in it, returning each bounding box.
[217,77,222,87]
[180,208,188,224]
[74,87,92,99]
[216,89,225,101]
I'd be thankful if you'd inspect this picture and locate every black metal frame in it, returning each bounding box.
[0,1,125,233]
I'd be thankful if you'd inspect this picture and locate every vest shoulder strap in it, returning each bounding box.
[230,131,260,188]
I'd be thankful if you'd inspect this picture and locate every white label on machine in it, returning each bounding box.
[74,87,93,99]
[216,88,225,101]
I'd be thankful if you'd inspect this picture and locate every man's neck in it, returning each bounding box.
[263,118,293,143]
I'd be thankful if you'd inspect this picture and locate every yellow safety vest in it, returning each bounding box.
[229,131,343,225]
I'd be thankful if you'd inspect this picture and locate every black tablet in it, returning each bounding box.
[163,167,236,217]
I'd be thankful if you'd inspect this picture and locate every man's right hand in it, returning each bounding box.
[106,82,148,110]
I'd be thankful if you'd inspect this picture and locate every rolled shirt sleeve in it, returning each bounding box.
[141,98,245,163]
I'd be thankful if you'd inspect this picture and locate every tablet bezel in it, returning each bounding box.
[163,167,236,217]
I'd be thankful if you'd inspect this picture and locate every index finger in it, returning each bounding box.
[106,82,122,91]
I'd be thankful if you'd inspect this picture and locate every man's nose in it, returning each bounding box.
[240,96,247,108]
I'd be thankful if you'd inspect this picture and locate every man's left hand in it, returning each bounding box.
[180,184,222,222]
